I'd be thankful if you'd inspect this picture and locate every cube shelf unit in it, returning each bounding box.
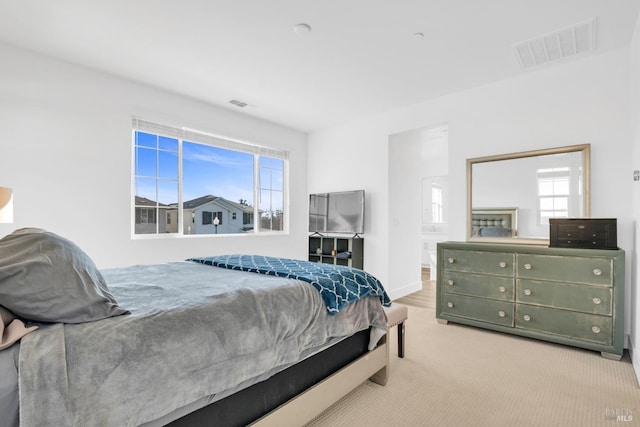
[308,235,363,269]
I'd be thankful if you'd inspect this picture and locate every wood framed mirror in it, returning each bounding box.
[467,144,590,244]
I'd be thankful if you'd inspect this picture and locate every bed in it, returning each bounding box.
[470,207,518,238]
[0,228,391,427]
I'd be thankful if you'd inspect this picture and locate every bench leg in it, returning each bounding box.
[397,322,405,358]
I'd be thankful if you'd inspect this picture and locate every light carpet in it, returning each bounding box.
[305,280,640,427]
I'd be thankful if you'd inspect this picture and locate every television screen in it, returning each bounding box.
[309,190,364,234]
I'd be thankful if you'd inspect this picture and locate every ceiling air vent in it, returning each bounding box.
[229,99,248,108]
[513,18,597,70]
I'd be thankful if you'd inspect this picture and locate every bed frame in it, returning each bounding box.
[167,329,389,426]
[471,207,518,237]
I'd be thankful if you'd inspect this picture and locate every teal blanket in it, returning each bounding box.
[189,254,391,314]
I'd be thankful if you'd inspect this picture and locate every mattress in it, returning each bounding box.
[13,261,386,426]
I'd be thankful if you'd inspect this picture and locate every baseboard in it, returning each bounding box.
[630,339,640,387]
[387,280,422,301]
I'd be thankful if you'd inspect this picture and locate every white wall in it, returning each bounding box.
[309,47,633,335]
[0,42,308,268]
[388,130,423,297]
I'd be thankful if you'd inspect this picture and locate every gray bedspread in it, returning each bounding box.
[18,261,386,427]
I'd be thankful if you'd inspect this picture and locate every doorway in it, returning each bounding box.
[388,123,449,297]
[420,125,449,280]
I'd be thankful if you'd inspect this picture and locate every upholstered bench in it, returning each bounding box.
[383,303,408,358]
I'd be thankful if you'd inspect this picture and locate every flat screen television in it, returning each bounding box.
[309,190,365,235]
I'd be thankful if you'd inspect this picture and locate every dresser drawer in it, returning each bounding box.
[515,304,612,345]
[440,293,514,326]
[552,239,610,249]
[555,224,609,239]
[517,254,612,286]
[442,249,514,276]
[442,271,514,301]
[516,279,612,315]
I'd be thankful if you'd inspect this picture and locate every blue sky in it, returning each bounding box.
[134,132,281,210]
[182,141,254,204]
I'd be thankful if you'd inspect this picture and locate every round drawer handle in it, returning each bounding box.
[523,314,531,322]
[447,279,454,286]
[593,268,602,276]
[447,302,454,308]
[592,326,601,334]
[524,263,532,270]
[498,310,506,318]
[592,297,602,305]
[498,261,507,268]
[447,257,455,264]
[498,286,506,293]
[523,289,532,296]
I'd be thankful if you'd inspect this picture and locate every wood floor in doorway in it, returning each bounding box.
[394,268,435,310]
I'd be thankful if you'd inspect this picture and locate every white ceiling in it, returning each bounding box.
[0,0,639,133]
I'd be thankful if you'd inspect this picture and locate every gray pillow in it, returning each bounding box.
[0,228,128,323]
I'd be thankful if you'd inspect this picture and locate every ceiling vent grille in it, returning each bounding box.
[513,18,597,70]
[229,99,248,108]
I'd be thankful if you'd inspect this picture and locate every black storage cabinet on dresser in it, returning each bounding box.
[549,218,617,250]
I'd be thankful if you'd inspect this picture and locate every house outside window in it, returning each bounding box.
[132,119,288,237]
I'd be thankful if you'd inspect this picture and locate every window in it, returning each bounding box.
[537,167,570,225]
[243,212,252,225]
[202,211,212,225]
[133,119,288,236]
[431,184,443,223]
[202,211,222,225]
[136,208,156,225]
[259,156,284,232]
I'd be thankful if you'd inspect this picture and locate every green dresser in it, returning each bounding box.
[436,242,625,359]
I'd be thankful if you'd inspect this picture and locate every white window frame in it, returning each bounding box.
[131,118,289,238]
[537,167,570,225]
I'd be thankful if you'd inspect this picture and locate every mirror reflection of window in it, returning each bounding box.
[537,167,570,224]
[432,184,443,223]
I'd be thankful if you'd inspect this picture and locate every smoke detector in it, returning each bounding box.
[294,23,312,34]
[513,18,597,70]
